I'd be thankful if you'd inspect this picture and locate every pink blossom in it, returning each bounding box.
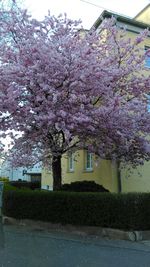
[0,5,150,189]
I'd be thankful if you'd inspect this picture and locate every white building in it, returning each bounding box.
[0,160,42,183]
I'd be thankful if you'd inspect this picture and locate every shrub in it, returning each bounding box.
[3,186,150,230]
[0,177,9,183]
[9,181,41,190]
[61,181,109,192]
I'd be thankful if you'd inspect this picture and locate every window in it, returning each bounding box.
[68,153,74,172]
[85,151,93,171]
[145,46,150,68]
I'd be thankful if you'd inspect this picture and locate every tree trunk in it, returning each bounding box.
[116,160,122,193]
[52,155,62,191]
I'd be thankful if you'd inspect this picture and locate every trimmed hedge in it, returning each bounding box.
[9,181,41,190]
[61,181,109,192]
[3,185,150,230]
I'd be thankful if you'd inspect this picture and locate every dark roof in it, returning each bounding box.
[92,10,150,30]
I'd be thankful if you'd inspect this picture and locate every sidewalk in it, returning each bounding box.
[3,216,150,242]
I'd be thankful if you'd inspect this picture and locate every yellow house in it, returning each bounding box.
[42,5,150,193]
[42,151,119,191]
[134,4,150,24]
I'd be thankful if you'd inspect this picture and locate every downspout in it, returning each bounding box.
[116,160,122,193]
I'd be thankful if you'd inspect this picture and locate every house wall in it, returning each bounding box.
[25,163,41,175]
[42,169,53,190]
[5,166,31,181]
[120,12,150,192]
[104,12,150,193]
[121,162,150,192]
[0,161,25,181]
[134,5,150,24]
[41,150,119,192]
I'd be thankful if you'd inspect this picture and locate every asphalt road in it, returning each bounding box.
[0,224,150,267]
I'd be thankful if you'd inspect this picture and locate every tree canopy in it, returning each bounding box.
[0,5,150,189]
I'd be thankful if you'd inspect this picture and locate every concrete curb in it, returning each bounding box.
[2,216,150,242]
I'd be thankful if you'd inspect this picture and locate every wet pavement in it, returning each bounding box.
[0,223,150,267]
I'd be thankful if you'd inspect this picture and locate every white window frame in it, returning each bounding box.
[85,151,93,171]
[68,152,74,172]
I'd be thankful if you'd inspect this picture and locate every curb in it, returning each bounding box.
[2,216,150,242]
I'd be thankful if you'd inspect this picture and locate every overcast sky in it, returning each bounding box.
[23,0,150,29]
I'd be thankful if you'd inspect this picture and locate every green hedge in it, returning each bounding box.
[9,181,41,190]
[61,181,109,192]
[3,186,150,230]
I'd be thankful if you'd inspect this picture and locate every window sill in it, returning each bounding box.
[83,169,93,173]
[67,170,74,173]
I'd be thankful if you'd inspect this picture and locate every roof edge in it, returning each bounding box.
[92,10,150,30]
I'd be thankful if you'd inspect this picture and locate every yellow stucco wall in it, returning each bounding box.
[121,161,150,192]
[120,23,150,192]
[42,168,53,190]
[135,5,150,24]
[42,150,119,192]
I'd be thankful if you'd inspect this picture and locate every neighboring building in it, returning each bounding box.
[42,5,150,192]
[23,163,42,183]
[0,160,42,183]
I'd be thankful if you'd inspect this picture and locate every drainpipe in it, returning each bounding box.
[0,182,4,217]
[116,160,122,193]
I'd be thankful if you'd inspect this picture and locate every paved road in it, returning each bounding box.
[0,224,150,267]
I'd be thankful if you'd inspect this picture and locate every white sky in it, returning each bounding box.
[23,0,150,29]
